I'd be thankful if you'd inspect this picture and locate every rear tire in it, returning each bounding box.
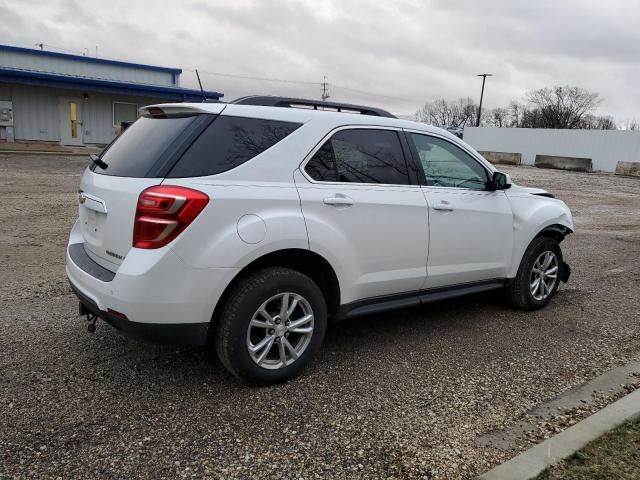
[506,236,563,310]
[214,267,327,386]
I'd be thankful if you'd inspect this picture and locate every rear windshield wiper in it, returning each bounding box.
[90,153,108,170]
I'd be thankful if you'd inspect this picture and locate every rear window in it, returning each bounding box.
[97,116,197,177]
[167,116,301,178]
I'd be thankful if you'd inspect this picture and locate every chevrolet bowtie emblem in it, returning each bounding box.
[78,192,86,204]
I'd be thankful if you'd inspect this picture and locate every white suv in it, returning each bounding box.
[67,96,573,385]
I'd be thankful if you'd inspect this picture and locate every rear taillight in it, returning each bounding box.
[133,186,209,249]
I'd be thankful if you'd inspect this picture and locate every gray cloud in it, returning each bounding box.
[1,0,638,120]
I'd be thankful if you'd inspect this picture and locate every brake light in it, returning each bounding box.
[133,186,209,249]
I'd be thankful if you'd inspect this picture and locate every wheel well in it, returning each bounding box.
[210,249,341,329]
[535,224,572,243]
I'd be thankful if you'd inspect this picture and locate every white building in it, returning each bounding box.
[0,44,223,146]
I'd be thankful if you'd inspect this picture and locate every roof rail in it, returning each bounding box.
[231,95,397,118]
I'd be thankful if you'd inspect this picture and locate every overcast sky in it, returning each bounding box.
[1,0,638,121]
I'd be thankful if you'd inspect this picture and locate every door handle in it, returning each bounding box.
[433,200,454,212]
[323,194,354,207]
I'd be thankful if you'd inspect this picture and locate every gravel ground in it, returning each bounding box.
[1,154,639,480]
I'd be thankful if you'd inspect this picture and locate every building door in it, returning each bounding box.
[59,97,83,146]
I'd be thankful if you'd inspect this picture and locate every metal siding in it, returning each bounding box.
[0,84,10,100]
[10,84,172,144]
[463,127,640,173]
[12,86,60,141]
[82,94,173,144]
[0,68,222,101]
[0,50,174,87]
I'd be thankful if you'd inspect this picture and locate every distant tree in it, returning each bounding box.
[490,107,509,127]
[414,85,617,130]
[507,101,526,127]
[524,85,601,129]
[620,119,639,131]
[414,97,480,128]
[578,114,616,130]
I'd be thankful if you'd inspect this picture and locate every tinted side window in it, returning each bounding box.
[305,142,337,181]
[168,116,301,178]
[305,129,410,185]
[410,134,488,190]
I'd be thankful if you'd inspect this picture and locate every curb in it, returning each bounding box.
[478,388,640,480]
[0,150,99,156]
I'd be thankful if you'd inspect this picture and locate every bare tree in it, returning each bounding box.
[578,114,616,130]
[414,85,617,130]
[490,107,509,127]
[414,97,480,128]
[524,85,601,129]
[507,101,526,127]
[620,119,639,131]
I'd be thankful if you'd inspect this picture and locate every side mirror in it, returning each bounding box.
[489,171,512,191]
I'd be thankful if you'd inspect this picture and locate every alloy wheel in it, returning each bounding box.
[530,251,559,301]
[246,292,314,370]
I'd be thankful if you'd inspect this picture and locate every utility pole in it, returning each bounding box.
[321,76,330,101]
[476,73,493,127]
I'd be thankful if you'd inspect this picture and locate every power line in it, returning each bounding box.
[186,67,427,109]
[331,84,422,104]
[16,41,425,107]
[183,68,319,86]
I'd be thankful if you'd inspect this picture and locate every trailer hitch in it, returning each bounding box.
[85,313,97,333]
[79,302,98,333]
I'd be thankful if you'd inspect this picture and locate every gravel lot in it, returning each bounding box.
[1,154,639,479]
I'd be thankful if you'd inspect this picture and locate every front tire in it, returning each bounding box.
[214,267,327,385]
[506,236,563,310]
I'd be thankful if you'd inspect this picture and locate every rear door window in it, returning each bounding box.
[97,116,197,177]
[305,128,411,185]
[167,116,301,178]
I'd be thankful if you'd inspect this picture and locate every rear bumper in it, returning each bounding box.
[71,281,209,346]
[66,223,239,345]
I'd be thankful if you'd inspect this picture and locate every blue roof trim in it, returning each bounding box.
[0,44,182,75]
[0,68,224,101]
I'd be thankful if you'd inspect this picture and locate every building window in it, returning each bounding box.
[113,102,138,128]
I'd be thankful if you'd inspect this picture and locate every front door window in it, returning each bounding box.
[410,133,488,190]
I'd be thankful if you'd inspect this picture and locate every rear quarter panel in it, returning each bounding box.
[164,179,310,269]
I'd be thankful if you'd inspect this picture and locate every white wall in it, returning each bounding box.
[463,127,640,172]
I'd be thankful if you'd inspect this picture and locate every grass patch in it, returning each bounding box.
[537,421,640,479]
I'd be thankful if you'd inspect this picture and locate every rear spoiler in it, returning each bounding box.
[139,103,226,118]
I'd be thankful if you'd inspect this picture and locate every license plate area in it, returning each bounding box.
[80,206,105,244]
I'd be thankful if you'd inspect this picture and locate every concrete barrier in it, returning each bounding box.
[478,151,521,165]
[615,161,640,177]
[534,155,593,172]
